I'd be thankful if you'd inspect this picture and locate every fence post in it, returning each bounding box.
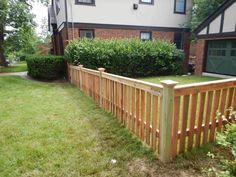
[78,65,83,89]
[98,68,105,107]
[159,80,178,162]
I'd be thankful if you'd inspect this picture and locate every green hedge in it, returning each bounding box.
[65,39,184,77]
[26,55,66,80]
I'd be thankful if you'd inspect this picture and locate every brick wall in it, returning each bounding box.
[195,39,205,75]
[64,27,176,41]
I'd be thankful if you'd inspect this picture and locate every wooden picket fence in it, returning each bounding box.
[67,64,236,162]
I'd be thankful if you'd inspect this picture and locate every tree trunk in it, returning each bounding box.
[0,24,7,67]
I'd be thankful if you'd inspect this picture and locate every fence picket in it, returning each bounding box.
[209,90,221,142]
[172,96,180,157]
[195,92,206,147]
[188,93,197,150]
[218,89,227,132]
[203,91,214,144]
[146,93,151,145]
[179,95,190,153]
[140,90,145,141]
[151,95,158,151]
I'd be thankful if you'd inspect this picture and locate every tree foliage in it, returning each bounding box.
[0,0,49,66]
[190,0,225,31]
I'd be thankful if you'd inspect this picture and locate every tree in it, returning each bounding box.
[5,25,39,56]
[190,0,225,31]
[0,0,49,66]
[38,17,51,44]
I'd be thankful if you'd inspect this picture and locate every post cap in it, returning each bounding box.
[98,68,105,72]
[160,80,178,87]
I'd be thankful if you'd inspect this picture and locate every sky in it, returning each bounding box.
[32,2,48,35]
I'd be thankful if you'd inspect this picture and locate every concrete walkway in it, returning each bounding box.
[0,71,28,79]
[0,71,67,83]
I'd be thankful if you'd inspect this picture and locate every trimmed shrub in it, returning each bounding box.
[26,55,66,80]
[65,38,184,77]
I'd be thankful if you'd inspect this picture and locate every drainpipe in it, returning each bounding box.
[64,0,69,43]
[70,0,75,39]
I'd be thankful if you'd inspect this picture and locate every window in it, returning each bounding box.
[139,0,154,5]
[79,30,94,39]
[231,50,236,57]
[174,0,186,14]
[174,32,183,49]
[76,0,95,5]
[140,32,152,41]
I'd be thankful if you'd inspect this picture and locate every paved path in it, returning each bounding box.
[0,71,67,83]
[0,71,29,79]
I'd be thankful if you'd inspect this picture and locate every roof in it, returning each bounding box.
[194,0,236,37]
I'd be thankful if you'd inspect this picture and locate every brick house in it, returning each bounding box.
[194,0,236,77]
[48,0,193,67]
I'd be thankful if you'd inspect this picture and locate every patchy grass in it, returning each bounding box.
[0,62,27,73]
[0,76,225,176]
[139,75,221,85]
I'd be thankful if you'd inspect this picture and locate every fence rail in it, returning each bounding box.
[67,64,236,162]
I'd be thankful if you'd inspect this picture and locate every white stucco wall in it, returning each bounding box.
[209,15,221,34]
[223,2,236,33]
[56,0,192,29]
[198,27,207,35]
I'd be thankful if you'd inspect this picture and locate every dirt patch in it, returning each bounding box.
[127,145,233,177]
[128,158,203,177]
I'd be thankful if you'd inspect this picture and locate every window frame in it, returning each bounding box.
[139,0,154,5]
[174,0,186,14]
[75,0,95,6]
[79,29,95,39]
[140,31,152,41]
[173,32,183,49]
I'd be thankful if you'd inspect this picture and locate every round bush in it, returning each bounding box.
[26,55,66,80]
[65,38,184,77]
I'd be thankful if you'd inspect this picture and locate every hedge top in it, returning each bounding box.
[65,38,184,77]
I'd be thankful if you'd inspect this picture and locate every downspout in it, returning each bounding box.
[69,0,75,39]
[64,0,69,43]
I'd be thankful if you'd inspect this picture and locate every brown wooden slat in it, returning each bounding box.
[233,88,236,109]
[151,95,158,151]
[128,88,132,128]
[146,93,151,145]
[172,96,180,157]
[195,92,206,147]
[122,84,126,125]
[188,93,198,150]
[119,83,123,121]
[135,89,140,137]
[209,90,221,142]
[131,87,136,133]
[203,91,213,145]
[140,90,145,141]
[218,89,227,132]
[226,88,234,120]
[179,95,190,152]
[109,79,112,112]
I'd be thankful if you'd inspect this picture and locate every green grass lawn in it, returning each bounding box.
[0,76,224,176]
[139,75,221,85]
[0,62,27,73]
